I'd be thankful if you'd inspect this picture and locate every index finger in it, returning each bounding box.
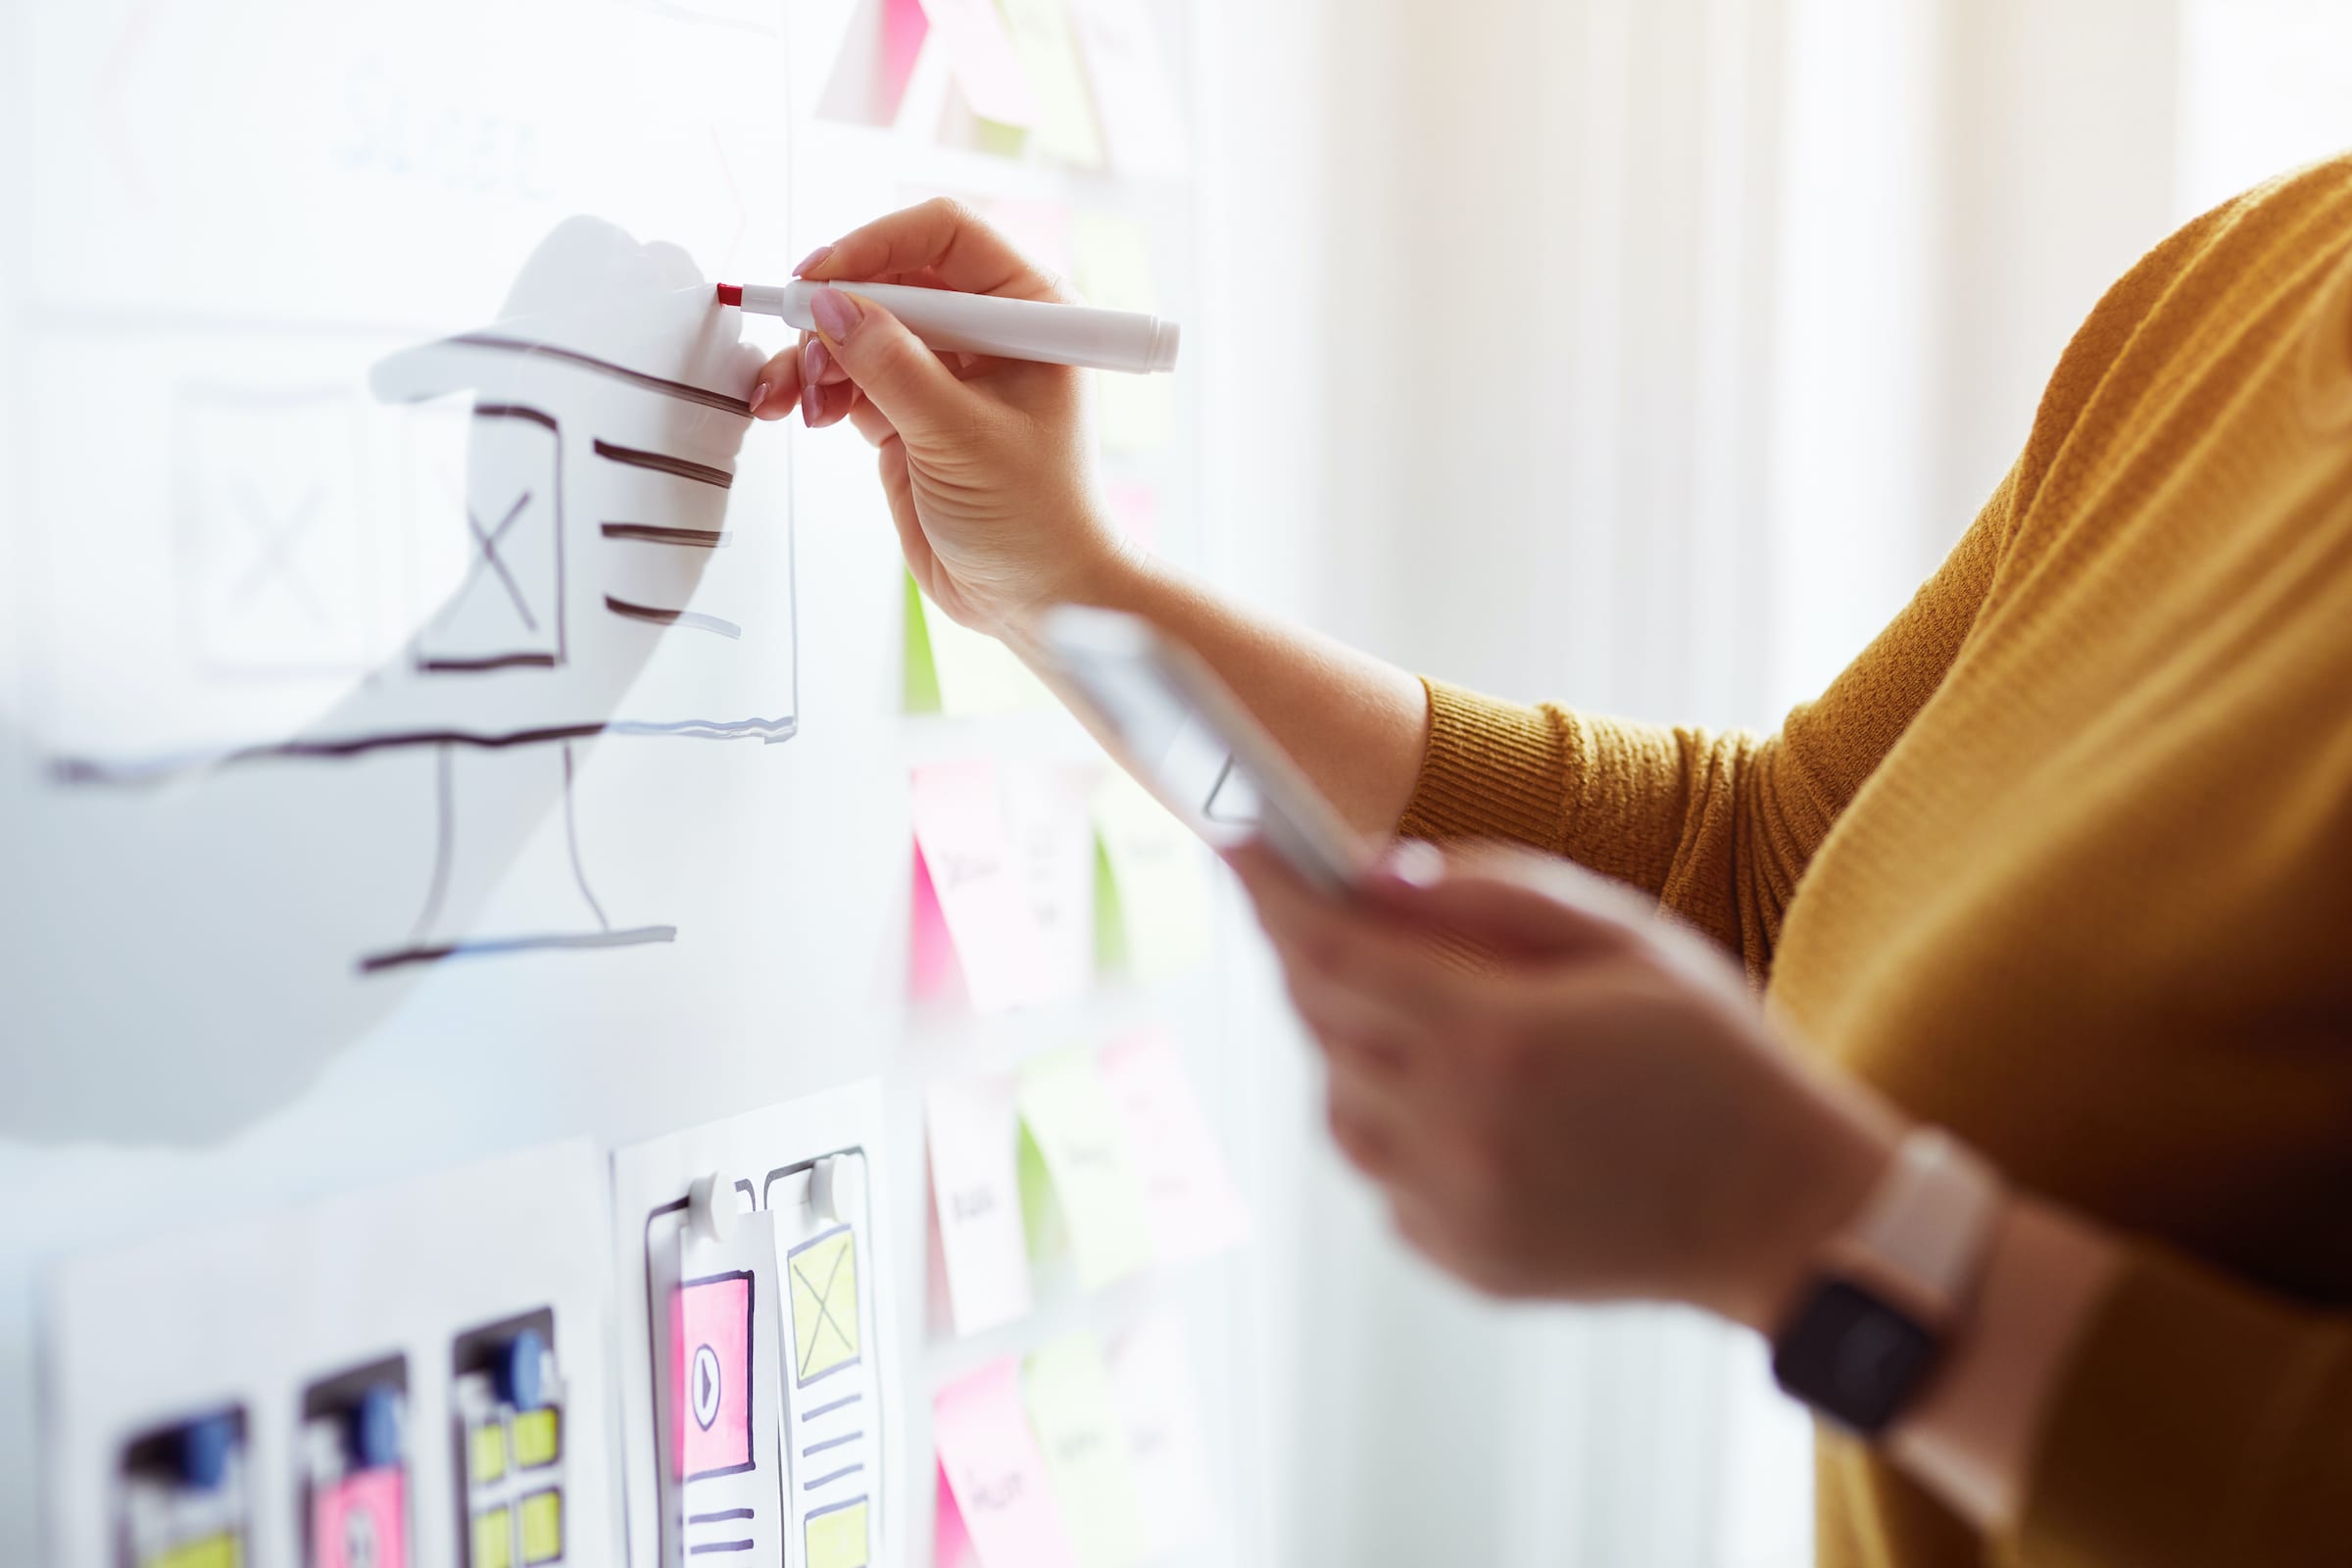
[803,197,1072,304]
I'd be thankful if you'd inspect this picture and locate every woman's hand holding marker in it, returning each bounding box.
[747,199,1136,640]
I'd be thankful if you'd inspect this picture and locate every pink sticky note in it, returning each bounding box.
[935,1461,981,1568]
[910,762,1061,1012]
[982,198,1074,277]
[312,1466,407,1568]
[934,1358,1080,1568]
[1100,1031,1251,1264]
[671,1272,755,1480]
[910,848,964,1004]
[883,0,931,111]
[918,0,1039,126]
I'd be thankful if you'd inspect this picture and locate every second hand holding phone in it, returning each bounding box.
[1037,606,1371,895]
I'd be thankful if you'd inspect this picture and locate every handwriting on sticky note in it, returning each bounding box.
[917,0,1040,125]
[1023,1335,1149,1568]
[1099,1030,1250,1264]
[935,1358,1082,1568]
[911,760,1065,1012]
[1017,1048,1153,1290]
[926,1075,1034,1337]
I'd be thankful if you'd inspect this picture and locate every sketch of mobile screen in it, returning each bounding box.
[650,1191,786,1563]
[764,1153,882,1568]
[1039,606,1370,896]
[300,1360,411,1568]
[451,1311,567,1567]
[115,1407,248,1568]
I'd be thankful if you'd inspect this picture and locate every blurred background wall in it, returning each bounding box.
[1190,1,2352,1562]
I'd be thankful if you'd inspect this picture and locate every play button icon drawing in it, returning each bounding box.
[693,1344,723,1431]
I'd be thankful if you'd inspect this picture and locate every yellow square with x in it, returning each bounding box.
[788,1228,860,1386]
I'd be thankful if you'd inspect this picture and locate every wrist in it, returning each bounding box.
[1715,1108,1904,1335]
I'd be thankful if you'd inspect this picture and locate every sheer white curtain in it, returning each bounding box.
[1183,1,2345,1564]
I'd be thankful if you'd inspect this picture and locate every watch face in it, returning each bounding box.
[1771,1280,1939,1436]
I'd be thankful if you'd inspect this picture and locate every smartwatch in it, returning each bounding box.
[1770,1129,2004,1436]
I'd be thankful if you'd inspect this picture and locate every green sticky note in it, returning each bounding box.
[1016,1047,1153,1289]
[902,569,1053,715]
[997,0,1103,167]
[1093,773,1211,980]
[1023,1334,1150,1568]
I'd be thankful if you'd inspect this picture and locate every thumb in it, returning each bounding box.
[1363,845,1640,964]
[807,285,974,446]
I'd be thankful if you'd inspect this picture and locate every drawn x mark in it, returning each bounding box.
[451,490,537,631]
[228,477,326,622]
[793,1244,854,1381]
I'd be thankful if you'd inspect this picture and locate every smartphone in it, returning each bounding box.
[1037,606,1371,894]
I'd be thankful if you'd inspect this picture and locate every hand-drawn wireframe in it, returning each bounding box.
[52,217,797,976]
[451,1312,569,1567]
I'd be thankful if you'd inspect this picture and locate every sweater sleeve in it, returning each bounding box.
[1395,464,2017,974]
[2012,1244,2352,1567]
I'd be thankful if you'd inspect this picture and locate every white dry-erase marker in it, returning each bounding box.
[714,277,1181,374]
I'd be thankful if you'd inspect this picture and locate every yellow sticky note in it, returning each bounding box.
[1093,772,1211,980]
[1023,1334,1150,1568]
[519,1490,563,1565]
[150,1534,241,1568]
[806,1496,872,1568]
[470,1509,514,1568]
[788,1227,862,1385]
[905,571,1053,715]
[511,1407,560,1470]
[1074,215,1170,453]
[470,1421,508,1484]
[997,0,1102,166]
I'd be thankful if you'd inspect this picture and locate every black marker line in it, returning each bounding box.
[416,653,559,672]
[473,402,562,432]
[801,1432,862,1457]
[452,335,751,416]
[51,717,798,782]
[594,438,733,489]
[561,742,612,933]
[801,1393,862,1421]
[801,1463,863,1492]
[687,1543,755,1555]
[686,1509,755,1524]
[805,1494,868,1523]
[602,522,731,547]
[605,597,742,640]
[357,924,675,974]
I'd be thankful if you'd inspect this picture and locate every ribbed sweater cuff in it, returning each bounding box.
[1395,677,1571,852]
[2016,1242,2352,1566]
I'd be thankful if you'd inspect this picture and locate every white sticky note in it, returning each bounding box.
[1099,1030,1250,1265]
[1002,761,1101,1003]
[918,0,1040,125]
[1068,0,1189,177]
[926,1074,1034,1336]
[1105,1313,1214,1554]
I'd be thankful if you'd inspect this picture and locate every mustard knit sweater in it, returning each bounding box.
[1396,159,2352,1567]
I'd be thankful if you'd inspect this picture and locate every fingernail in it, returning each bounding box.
[747,378,770,416]
[802,337,829,395]
[1375,840,1445,889]
[801,377,824,426]
[808,285,858,342]
[792,243,834,277]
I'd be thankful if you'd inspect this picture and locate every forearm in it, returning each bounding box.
[1016,550,1432,840]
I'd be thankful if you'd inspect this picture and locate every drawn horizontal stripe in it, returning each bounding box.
[602,522,731,548]
[605,596,743,640]
[593,438,732,489]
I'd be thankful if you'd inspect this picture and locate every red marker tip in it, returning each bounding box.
[714,283,744,307]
